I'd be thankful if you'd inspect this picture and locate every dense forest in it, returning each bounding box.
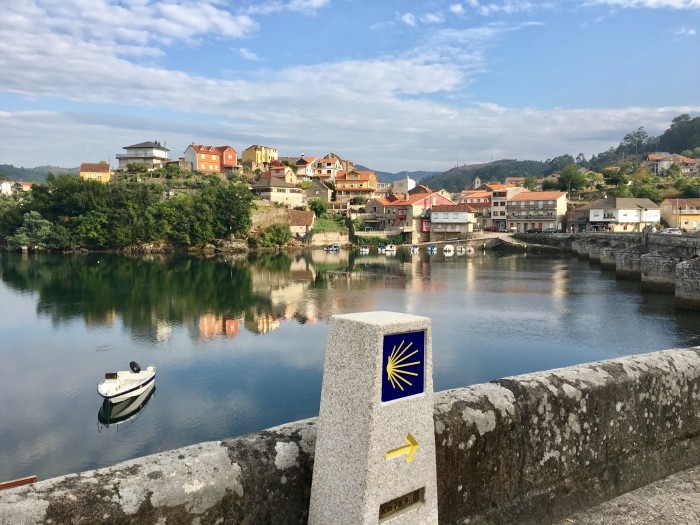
[0,174,254,251]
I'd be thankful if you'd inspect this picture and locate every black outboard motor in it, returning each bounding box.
[129,361,141,373]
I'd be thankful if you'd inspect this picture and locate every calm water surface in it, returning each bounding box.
[1,249,699,482]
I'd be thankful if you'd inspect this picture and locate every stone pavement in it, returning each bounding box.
[553,464,700,525]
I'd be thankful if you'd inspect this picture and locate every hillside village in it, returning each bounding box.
[2,140,700,250]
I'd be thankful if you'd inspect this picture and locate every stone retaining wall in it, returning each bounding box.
[3,348,700,525]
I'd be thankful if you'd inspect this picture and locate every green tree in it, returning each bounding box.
[259,223,292,246]
[524,176,537,190]
[618,126,650,156]
[127,162,149,174]
[199,179,254,238]
[603,168,628,186]
[545,154,575,176]
[308,198,329,217]
[557,164,588,192]
[541,178,559,190]
[7,211,55,251]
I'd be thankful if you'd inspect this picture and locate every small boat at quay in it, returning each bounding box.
[359,245,369,254]
[97,361,156,403]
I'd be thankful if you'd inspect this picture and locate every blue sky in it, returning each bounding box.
[0,0,699,173]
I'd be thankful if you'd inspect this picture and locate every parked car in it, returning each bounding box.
[543,228,557,233]
[483,226,498,232]
[525,228,542,233]
[660,228,682,235]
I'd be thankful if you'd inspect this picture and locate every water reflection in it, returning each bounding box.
[3,250,700,483]
[97,383,156,430]
[0,251,422,341]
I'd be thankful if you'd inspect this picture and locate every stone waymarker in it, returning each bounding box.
[309,312,438,525]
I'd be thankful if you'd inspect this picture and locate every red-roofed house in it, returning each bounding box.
[80,162,112,183]
[335,170,378,203]
[507,191,568,232]
[460,190,493,229]
[295,156,318,179]
[366,185,454,243]
[491,186,528,230]
[184,144,238,174]
[12,181,34,193]
[289,209,316,238]
[430,203,478,241]
[646,153,700,176]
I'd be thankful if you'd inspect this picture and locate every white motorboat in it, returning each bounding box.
[443,244,454,254]
[98,382,156,428]
[410,245,420,254]
[97,361,156,403]
[385,244,397,253]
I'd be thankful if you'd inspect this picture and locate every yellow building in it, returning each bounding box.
[660,198,700,232]
[242,145,278,169]
[80,162,111,183]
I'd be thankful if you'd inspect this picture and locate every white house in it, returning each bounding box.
[0,180,13,196]
[430,203,478,241]
[117,141,170,170]
[572,197,660,232]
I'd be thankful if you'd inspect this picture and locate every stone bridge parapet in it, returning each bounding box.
[3,347,700,525]
[522,232,700,308]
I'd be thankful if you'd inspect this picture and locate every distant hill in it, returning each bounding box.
[356,165,438,183]
[0,164,78,183]
[374,170,438,183]
[420,159,549,193]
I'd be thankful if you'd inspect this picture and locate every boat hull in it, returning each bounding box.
[97,366,156,403]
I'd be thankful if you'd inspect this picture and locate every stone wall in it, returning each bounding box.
[3,348,700,525]
[308,232,350,247]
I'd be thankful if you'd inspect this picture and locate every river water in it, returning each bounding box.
[1,249,699,483]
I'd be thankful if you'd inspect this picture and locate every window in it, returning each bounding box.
[200,154,205,159]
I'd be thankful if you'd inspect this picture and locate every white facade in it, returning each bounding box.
[0,180,13,195]
[392,177,417,195]
[117,141,170,170]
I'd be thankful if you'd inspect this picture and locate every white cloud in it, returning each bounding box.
[674,26,697,34]
[238,48,261,61]
[450,3,466,14]
[244,0,329,16]
[466,0,538,16]
[401,12,417,26]
[422,12,446,23]
[586,0,700,8]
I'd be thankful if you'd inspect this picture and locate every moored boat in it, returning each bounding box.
[359,244,369,254]
[98,381,156,428]
[97,361,156,403]
[443,244,454,254]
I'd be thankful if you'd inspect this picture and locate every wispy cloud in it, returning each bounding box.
[243,0,329,16]
[674,26,697,35]
[465,0,538,16]
[585,0,700,9]
[400,12,417,27]
[238,48,261,61]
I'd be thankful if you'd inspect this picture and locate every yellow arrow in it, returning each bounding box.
[385,434,419,463]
